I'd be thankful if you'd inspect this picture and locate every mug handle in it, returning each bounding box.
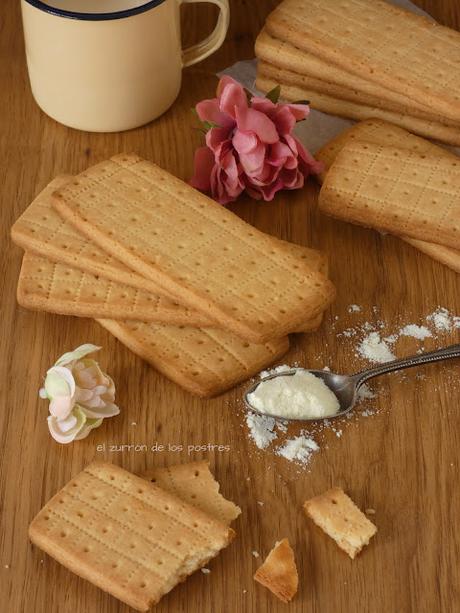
[180,0,230,67]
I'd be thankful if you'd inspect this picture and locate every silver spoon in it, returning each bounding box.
[244,343,460,422]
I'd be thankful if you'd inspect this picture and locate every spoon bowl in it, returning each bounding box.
[244,368,357,421]
[244,343,460,422]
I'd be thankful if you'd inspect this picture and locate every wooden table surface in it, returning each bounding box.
[2,1,460,612]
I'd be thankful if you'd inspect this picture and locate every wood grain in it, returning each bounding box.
[1,1,460,612]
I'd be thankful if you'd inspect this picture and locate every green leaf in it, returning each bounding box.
[293,99,310,105]
[192,127,208,135]
[191,108,221,133]
[202,120,221,131]
[265,84,281,104]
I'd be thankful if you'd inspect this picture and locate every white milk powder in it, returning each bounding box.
[357,332,397,364]
[246,370,340,420]
[276,435,319,465]
[245,413,277,450]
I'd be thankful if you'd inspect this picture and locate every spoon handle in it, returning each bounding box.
[352,343,460,388]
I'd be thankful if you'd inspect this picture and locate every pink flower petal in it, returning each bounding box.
[219,82,248,119]
[232,130,259,154]
[294,136,325,175]
[284,134,324,175]
[235,106,279,144]
[216,75,241,97]
[239,145,267,175]
[245,161,278,185]
[283,133,298,154]
[208,145,245,205]
[284,103,310,121]
[196,99,233,128]
[281,167,305,189]
[267,141,292,167]
[190,147,215,192]
[272,106,297,135]
[206,127,233,153]
[251,96,277,115]
[212,169,240,204]
[245,184,263,200]
[221,149,240,183]
[246,177,284,201]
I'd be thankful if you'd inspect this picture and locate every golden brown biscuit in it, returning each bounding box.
[29,462,235,611]
[52,154,335,343]
[304,487,377,559]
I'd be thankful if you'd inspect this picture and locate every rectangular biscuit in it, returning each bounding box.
[265,0,460,121]
[12,178,330,332]
[96,318,289,397]
[11,176,325,289]
[51,154,335,343]
[314,118,449,183]
[18,252,325,332]
[17,252,211,326]
[11,177,179,301]
[140,461,241,526]
[304,487,377,559]
[29,462,235,611]
[255,72,460,146]
[401,238,460,273]
[255,29,435,118]
[314,119,460,274]
[257,59,460,128]
[318,141,460,250]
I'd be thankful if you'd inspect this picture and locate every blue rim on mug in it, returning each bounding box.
[24,0,166,20]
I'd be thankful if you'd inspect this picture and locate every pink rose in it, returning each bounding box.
[190,76,323,204]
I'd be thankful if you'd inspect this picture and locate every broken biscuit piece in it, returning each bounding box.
[304,487,377,559]
[29,462,235,611]
[254,538,298,602]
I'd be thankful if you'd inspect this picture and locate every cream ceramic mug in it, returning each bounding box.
[21,0,230,132]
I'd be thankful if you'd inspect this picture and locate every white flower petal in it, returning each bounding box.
[74,366,98,389]
[80,403,120,419]
[56,413,78,432]
[44,366,76,399]
[74,387,94,403]
[93,385,108,395]
[55,344,101,368]
[74,417,103,440]
[39,387,48,399]
[47,409,86,444]
[84,395,104,409]
[49,395,74,420]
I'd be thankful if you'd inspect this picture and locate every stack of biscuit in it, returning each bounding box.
[315,118,460,273]
[11,153,335,397]
[255,0,460,146]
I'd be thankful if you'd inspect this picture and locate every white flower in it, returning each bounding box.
[47,408,103,444]
[39,344,119,444]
